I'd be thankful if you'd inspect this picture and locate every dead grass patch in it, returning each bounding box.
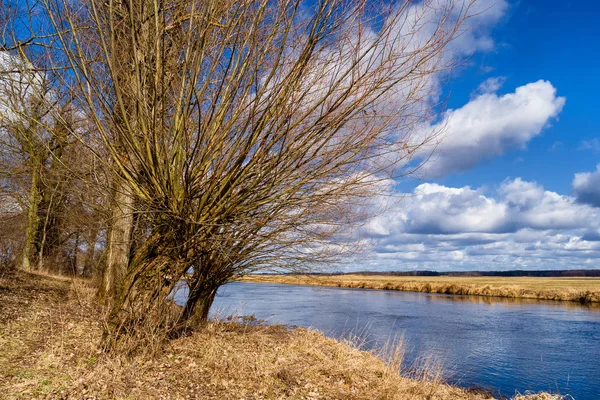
[0,270,565,399]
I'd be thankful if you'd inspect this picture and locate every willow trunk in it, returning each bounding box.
[99,180,134,303]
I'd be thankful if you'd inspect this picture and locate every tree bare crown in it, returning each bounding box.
[1,0,479,345]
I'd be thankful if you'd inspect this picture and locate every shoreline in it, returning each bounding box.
[242,274,600,304]
[0,269,561,399]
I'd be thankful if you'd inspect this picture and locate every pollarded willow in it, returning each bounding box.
[35,0,476,344]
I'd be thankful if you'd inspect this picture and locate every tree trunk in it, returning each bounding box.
[36,183,61,272]
[82,228,99,277]
[72,231,80,275]
[39,140,67,274]
[177,273,220,331]
[99,180,134,303]
[22,162,42,271]
[193,288,217,323]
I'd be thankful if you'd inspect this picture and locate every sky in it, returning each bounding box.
[351,0,600,272]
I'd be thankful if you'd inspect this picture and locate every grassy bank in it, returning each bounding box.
[0,270,559,399]
[244,274,600,303]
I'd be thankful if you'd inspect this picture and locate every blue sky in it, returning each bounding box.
[438,0,600,194]
[353,0,600,272]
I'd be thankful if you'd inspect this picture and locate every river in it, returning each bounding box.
[174,282,600,399]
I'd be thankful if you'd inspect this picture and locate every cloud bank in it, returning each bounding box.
[355,178,600,272]
[573,164,600,207]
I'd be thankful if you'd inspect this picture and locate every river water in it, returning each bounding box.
[174,282,600,399]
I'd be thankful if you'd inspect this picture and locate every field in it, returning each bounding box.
[244,274,600,303]
[0,269,562,399]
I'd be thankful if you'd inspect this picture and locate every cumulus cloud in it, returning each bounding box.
[500,178,593,230]
[404,183,509,234]
[356,178,600,272]
[573,164,600,207]
[414,80,566,178]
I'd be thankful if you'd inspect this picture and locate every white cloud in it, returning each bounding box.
[405,183,509,234]
[354,178,600,272]
[473,76,506,96]
[573,164,600,207]
[414,80,565,178]
[450,0,509,53]
[257,0,511,175]
[500,178,592,230]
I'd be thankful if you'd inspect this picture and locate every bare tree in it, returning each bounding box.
[0,1,107,275]
[17,0,479,343]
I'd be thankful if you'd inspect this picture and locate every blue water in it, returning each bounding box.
[174,282,600,399]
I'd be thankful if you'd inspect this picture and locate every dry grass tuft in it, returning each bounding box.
[0,270,565,399]
[512,392,572,400]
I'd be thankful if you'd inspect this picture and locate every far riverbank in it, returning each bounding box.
[243,274,600,303]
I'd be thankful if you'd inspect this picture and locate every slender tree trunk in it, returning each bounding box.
[40,140,67,274]
[22,162,42,271]
[72,231,79,275]
[83,228,99,277]
[36,183,60,272]
[99,179,134,303]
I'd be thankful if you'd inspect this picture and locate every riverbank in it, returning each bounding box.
[0,270,559,399]
[244,274,600,303]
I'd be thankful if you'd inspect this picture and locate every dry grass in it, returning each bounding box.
[512,394,574,400]
[0,269,564,399]
[244,274,600,304]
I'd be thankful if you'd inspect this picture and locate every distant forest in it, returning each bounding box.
[281,270,600,277]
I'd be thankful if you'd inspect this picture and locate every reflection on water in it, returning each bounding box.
[175,282,600,399]
[407,291,600,310]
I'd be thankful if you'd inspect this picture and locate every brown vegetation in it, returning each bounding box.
[0,3,581,398]
[244,274,600,303]
[0,269,564,399]
[0,0,484,345]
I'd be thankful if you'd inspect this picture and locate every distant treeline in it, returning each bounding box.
[268,270,600,277]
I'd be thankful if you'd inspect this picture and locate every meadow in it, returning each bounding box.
[244,274,600,303]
